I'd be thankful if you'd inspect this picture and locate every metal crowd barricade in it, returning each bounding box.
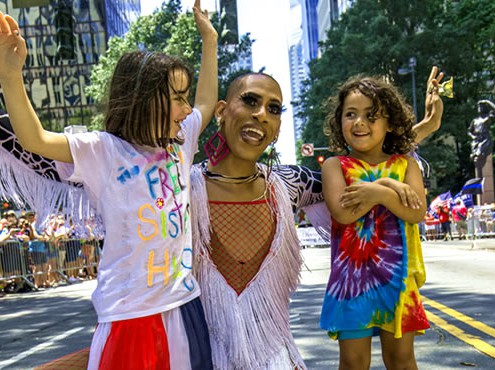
[0,240,33,288]
[57,238,100,280]
[420,206,495,241]
[0,238,101,291]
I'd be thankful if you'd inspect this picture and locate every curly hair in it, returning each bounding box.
[104,51,193,147]
[324,75,416,155]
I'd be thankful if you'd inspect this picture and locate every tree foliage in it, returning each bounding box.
[85,0,253,160]
[296,0,495,199]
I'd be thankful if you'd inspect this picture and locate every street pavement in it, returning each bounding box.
[1,238,494,369]
[421,237,495,252]
[290,238,495,369]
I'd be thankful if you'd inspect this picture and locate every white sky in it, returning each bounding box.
[141,0,296,164]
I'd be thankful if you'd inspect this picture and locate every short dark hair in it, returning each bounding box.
[104,50,193,147]
[224,72,280,101]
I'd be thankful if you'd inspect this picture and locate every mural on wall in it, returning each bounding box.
[0,0,139,130]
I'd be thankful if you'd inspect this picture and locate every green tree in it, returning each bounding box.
[85,0,253,161]
[297,0,495,200]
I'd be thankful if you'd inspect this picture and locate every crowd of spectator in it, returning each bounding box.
[0,209,102,296]
[422,200,495,241]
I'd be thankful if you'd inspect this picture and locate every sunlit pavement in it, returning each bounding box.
[290,240,495,369]
[1,239,493,369]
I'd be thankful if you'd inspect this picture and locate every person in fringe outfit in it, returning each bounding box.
[0,69,442,368]
[0,1,217,368]
[190,67,444,369]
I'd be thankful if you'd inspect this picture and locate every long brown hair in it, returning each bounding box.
[104,51,193,147]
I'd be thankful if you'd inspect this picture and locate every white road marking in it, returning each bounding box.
[0,326,84,369]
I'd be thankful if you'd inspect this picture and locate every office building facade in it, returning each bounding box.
[0,0,140,129]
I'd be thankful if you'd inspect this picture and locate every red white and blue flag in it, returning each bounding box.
[429,191,453,216]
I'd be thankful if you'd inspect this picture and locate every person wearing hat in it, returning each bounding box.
[452,199,467,239]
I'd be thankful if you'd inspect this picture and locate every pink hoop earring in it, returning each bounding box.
[204,119,229,166]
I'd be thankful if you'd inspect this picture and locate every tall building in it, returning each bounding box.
[317,0,355,45]
[101,0,140,40]
[219,0,238,45]
[218,0,252,72]
[290,0,355,141]
[0,0,140,130]
[288,0,306,142]
[300,0,318,64]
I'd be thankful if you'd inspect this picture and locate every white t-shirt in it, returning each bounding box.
[56,109,202,322]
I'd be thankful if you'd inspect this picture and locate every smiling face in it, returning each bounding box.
[216,74,283,162]
[105,51,193,148]
[165,68,192,140]
[342,90,390,160]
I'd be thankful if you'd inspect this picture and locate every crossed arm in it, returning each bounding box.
[322,156,427,225]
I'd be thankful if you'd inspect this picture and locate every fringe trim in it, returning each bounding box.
[0,145,95,228]
[191,165,306,369]
[303,202,332,243]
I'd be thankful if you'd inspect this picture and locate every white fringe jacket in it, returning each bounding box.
[0,116,324,367]
[190,164,323,370]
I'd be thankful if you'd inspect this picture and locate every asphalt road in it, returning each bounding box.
[291,239,495,369]
[1,238,494,369]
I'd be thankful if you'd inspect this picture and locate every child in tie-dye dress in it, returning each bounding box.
[321,75,435,369]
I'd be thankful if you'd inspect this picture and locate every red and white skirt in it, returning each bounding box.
[36,298,212,370]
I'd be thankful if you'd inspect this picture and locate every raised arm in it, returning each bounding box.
[0,13,72,163]
[413,66,444,144]
[192,0,218,133]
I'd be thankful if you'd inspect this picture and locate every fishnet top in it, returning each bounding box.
[209,199,276,295]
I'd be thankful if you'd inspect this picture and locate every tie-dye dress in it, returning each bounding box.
[320,155,430,339]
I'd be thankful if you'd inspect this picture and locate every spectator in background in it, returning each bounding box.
[466,207,476,239]
[296,208,309,227]
[26,211,44,238]
[16,216,33,242]
[0,217,8,231]
[451,199,467,240]
[4,210,18,229]
[26,211,51,288]
[62,218,84,283]
[79,219,97,279]
[424,212,438,241]
[480,205,493,235]
[437,204,452,241]
[51,215,70,280]
[0,212,25,293]
[0,217,17,242]
[44,214,66,286]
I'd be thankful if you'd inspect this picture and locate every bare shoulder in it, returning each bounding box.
[321,156,345,184]
[405,154,421,170]
[322,156,341,173]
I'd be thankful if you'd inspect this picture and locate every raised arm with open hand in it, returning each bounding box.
[0,13,26,79]
[413,66,445,144]
[192,0,218,132]
[0,12,72,163]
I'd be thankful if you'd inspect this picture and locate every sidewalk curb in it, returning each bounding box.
[422,239,495,251]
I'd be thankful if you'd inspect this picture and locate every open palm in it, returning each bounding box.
[0,12,27,81]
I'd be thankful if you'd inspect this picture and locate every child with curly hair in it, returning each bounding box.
[321,75,433,369]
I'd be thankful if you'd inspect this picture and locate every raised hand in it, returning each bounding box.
[193,0,217,40]
[423,66,444,132]
[192,0,218,132]
[0,12,27,81]
[413,66,445,143]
